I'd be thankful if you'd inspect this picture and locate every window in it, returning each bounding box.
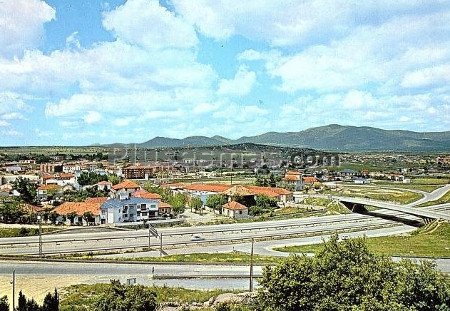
[150,204,156,209]
[137,212,141,217]
[141,212,148,216]
[141,204,147,210]
[239,211,242,214]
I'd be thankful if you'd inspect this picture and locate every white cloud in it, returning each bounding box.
[66,32,81,50]
[261,11,450,93]
[1,112,26,120]
[343,90,376,109]
[173,0,447,47]
[218,66,256,97]
[83,111,102,124]
[0,120,10,127]
[103,0,198,50]
[401,64,450,88]
[0,0,55,57]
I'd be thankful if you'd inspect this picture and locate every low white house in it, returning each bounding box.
[222,201,249,219]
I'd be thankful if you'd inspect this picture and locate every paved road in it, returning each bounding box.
[0,260,260,290]
[0,210,422,255]
[408,184,450,207]
[335,195,450,220]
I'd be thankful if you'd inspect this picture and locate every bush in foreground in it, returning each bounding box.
[257,235,450,311]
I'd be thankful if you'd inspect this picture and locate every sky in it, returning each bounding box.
[0,0,450,146]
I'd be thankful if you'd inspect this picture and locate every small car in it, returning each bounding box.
[190,235,205,241]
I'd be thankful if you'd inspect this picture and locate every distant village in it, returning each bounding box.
[0,149,449,227]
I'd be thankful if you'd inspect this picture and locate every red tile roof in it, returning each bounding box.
[159,202,172,208]
[37,184,61,191]
[53,202,102,216]
[112,180,140,190]
[85,197,109,204]
[223,201,247,211]
[303,176,318,184]
[23,204,43,214]
[246,186,292,197]
[222,185,255,196]
[132,190,161,200]
[97,181,112,186]
[184,183,232,193]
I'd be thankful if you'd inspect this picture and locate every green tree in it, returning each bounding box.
[18,291,27,311]
[143,183,171,202]
[78,172,108,186]
[48,211,59,225]
[66,212,77,225]
[42,289,59,311]
[83,211,95,225]
[0,296,8,311]
[254,195,277,209]
[12,177,37,204]
[255,176,265,186]
[170,193,187,215]
[189,196,203,213]
[0,200,25,223]
[206,194,227,214]
[108,174,122,186]
[257,235,450,311]
[268,173,277,187]
[95,280,157,311]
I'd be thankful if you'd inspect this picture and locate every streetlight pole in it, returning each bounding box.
[11,269,15,311]
[249,238,254,292]
[160,233,163,257]
[37,215,42,257]
[148,223,151,250]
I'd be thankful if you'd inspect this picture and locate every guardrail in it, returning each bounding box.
[3,222,397,256]
[0,216,375,247]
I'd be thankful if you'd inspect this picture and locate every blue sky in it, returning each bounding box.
[0,0,449,146]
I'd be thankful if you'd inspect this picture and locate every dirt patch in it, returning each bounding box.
[0,275,92,310]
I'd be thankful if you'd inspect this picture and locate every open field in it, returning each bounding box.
[59,283,235,311]
[372,181,442,192]
[325,185,423,204]
[0,227,59,238]
[275,221,450,258]
[65,251,279,265]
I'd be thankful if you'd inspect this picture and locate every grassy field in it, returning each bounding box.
[326,185,423,204]
[60,283,236,311]
[63,251,280,265]
[0,226,59,238]
[275,221,450,258]
[419,190,450,207]
[373,182,442,192]
[301,197,351,214]
[412,178,450,185]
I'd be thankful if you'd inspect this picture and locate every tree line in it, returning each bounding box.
[0,289,58,311]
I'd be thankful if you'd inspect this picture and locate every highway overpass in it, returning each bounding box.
[333,196,450,221]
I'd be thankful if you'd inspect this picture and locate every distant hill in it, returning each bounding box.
[110,124,450,152]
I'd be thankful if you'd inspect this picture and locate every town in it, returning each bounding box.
[1,0,450,310]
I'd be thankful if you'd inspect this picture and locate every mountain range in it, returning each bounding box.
[106,124,450,152]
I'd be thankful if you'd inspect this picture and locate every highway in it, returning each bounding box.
[408,184,450,207]
[0,209,426,256]
[0,260,261,290]
[335,196,450,220]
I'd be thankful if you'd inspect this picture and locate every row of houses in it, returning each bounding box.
[53,180,172,226]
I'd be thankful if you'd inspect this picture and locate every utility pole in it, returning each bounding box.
[37,215,43,257]
[160,233,163,257]
[148,223,151,250]
[249,238,254,292]
[11,269,16,311]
